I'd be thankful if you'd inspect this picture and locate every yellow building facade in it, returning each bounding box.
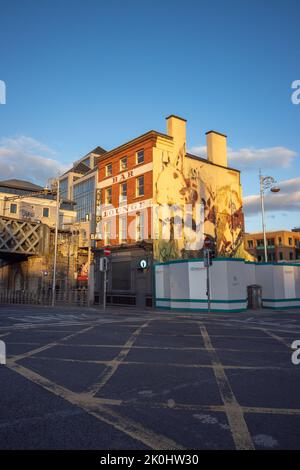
[152,115,247,261]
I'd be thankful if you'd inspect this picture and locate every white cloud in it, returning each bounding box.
[189,145,207,158]
[0,136,67,186]
[189,145,297,170]
[228,147,297,169]
[244,177,300,216]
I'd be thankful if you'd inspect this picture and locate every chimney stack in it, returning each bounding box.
[206,130,227,167]
[166,115,187,160]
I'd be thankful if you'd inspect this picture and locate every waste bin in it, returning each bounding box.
[247,284,262,309]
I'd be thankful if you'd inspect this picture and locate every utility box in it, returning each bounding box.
[247,284,262,309]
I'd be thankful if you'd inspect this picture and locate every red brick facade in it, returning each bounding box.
[96,134,155,247]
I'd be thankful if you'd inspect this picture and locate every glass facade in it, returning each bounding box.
[59,178,69,201]
[73,176,95,222]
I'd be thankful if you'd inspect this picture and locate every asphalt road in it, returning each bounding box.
[0,304,300,450]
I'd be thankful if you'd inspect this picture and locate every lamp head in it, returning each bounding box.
[270,186,280,193]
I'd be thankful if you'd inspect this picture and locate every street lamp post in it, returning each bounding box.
[52,178,60,307]
[85,213,94,308]
[259,170,280,262]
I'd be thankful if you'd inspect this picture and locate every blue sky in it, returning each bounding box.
[0,0,300,232]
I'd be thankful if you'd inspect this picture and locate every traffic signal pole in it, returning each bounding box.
[205,249,211,313]
[203,237,215,313]
[103,268,107,310]
[99,252,110,310]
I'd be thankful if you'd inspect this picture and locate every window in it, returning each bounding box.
[290,251,294,260]
[289,237,293,246]
[43,207,49,218]
[279,252,283,260]
[120,157,127,171]
[119,182,127,203]
[10,203,17,214]
[136,175,144,197]
[136,213,145,240]
[257,239,264,248]
[106,187,112,205]
[278,237,282,246]
[136,149,144,165]
[82,157,90,168]
[267,238,275,247]
[104,221,111,245]
[106,163,112,177]
[247,240,253,248]
[119,216,127,242]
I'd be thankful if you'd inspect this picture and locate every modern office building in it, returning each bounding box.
[245,230,300,262]
[59,146,106,222]
[58,146,106,287]
[94,114,248,307]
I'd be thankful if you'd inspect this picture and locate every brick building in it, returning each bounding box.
[94,115,247,307]
[244,229,300,262]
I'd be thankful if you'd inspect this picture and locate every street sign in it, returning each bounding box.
[103,247,111,256]
[139,259,148,269]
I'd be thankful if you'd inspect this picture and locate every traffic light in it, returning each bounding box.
[99,257,109,272]
[204,249,214,267]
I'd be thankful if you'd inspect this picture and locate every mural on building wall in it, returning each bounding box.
[154,145,249,262]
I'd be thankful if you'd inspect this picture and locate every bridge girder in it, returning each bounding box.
[0,216,50,257]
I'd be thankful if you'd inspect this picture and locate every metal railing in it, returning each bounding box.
[0,289,88,306]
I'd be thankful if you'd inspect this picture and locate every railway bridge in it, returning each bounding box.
[0,215,50,260]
